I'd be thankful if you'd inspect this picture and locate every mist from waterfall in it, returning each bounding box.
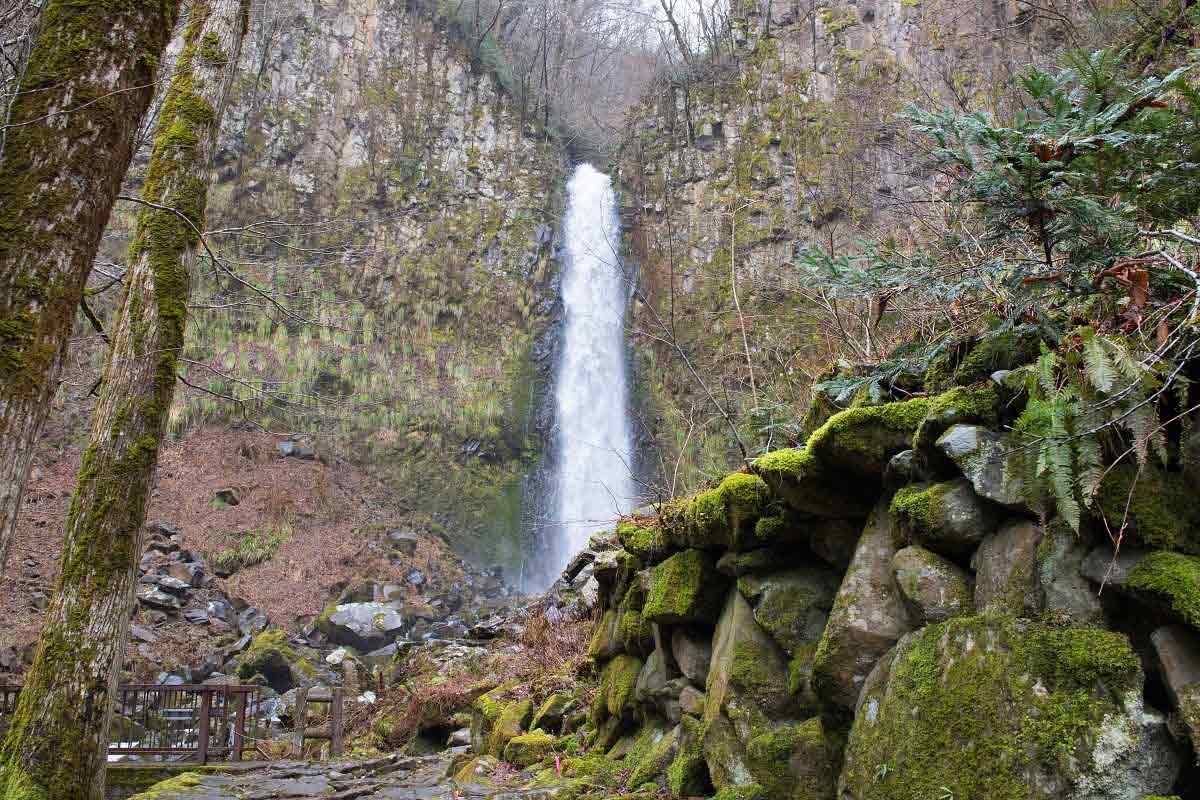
[548,163,634,581]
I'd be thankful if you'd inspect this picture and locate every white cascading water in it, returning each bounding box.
[551,163,635,576]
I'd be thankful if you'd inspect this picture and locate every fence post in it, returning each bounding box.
[197,689,212,765]
[293,687,308,756]
[231,688,246,762]
[330,687,344,757]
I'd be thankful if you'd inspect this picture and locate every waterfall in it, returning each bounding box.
[549,163,635,578]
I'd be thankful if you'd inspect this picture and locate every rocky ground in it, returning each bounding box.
[127,753,560,799]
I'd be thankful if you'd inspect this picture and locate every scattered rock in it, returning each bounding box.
[317,603,406,651]
[671,627,713,686]
[936,424,1026,510]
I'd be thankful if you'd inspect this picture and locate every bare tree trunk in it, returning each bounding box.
[0,0,183,581]
[0,0,249,796]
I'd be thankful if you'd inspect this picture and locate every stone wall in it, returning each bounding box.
[503,331,1200,798]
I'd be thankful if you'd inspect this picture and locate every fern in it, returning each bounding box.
[1011,332,1170,531]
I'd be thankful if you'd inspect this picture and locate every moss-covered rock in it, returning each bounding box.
[234,629,297,693]
[889,478,1001,560]
[587,609,622,659]
[627,724,681,787]
[737,566,840,660]
[503,730,556,767]
[972,520,1043,616]
[662,472,773,551]
[617,583,655,656]
[1126,551,1200,631]
[486,698,534,758]
[744,717,836,800]
[949,326,1045,387]
[667,715,711,796]
[911,385,1000,454]
[707,588,796,723]
[618,520,672,563]
[752,447,875,518]
[839,616,1179,800]
[1036,520,1105,626]
[813,505,915,711]
[1096,466,1200,555]
[531,693,574,735]
[806,398,931,478]
[891,545,973,625]
[470,684,513,754]
[603,654,645,721]
[643,549,728,624]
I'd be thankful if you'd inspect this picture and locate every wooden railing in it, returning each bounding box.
[0,683,260,764]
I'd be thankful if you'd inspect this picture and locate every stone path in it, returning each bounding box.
[134,752,557,800]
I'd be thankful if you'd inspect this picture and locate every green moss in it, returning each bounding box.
[128,772,203,799]
[744,717,834,799]
[587,610,619,658]
[711,783,766,800]
[953,327,1044,385]
[604,655,644,719]
[889,483,943,538]
[839,615,1142,800]
[503,730,555,767]
[666,716,709,796]
[663,473,772,550]
[642,549,726,624]
[911,385,1000,451]
[1095,466,1200,554]
[1127,551,1200,631]
[752,515,788,543]
[617,521,670,562]
[806,398,931,475]
[487,698,534,757]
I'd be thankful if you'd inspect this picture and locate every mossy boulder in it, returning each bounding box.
[706,588,796,724]
[891,545,973,625]
[813,505,915,711]
[806,398,931,478]
[911,385,1000,454]
[752,447,875,518]
[936,424,1027,510]
[737,565,840,660]
[662,472,773,551]
[1126,551,1200,632]
[643,549,728,625]
[972,520,1043,616]
[889,478,1001,560]
[234,629,297,693]
[486,698,534,758]
[587,609,621,659]
[1096,466,1200,555]
[942,325,1045,388]
[627,724,682,787]
[1149,625,1200,763]
[503,730,555,767]
[617,583,655,656]
[470,685,513,753]
[667,715,712,796]
[618,520,672,563]
[839,616,1180,800]
[1036,521,1104,626]
[531,693,574,735]
[744,717,837,800]
[603,653,645,721]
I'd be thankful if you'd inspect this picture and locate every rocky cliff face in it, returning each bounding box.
[96,0,570,574]
[616,0,1103,491]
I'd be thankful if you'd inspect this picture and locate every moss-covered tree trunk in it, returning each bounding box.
[0,0,249,796]
[0,0,183,580]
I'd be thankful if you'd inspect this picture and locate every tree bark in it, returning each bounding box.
[0,0,249,796]
[0,0,183,581]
